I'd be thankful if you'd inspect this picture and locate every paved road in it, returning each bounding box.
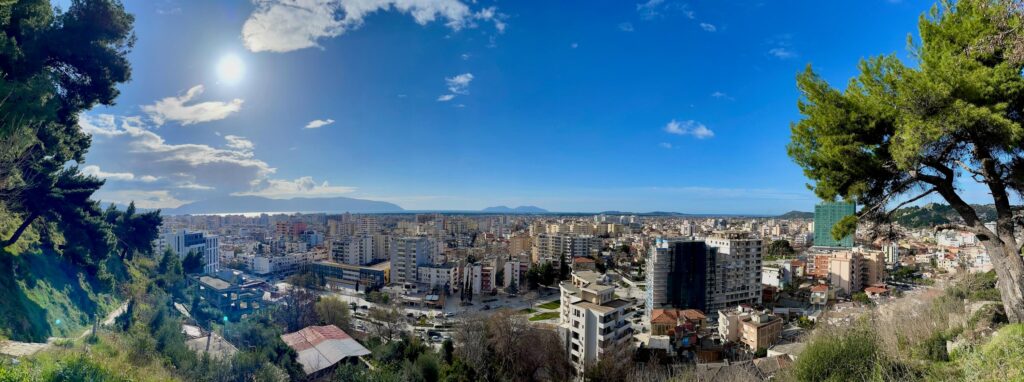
[0,300,130,357]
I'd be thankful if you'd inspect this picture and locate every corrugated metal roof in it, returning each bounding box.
[281,325,371,375]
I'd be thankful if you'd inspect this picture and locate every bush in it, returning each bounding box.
[792,322,884,381]
[958,324,1024,381]
[915,330,949,362]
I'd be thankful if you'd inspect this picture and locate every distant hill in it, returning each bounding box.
[891,203,999,228]
[164,195,404,215]
[777,211,814,219]
[481,205,549,213]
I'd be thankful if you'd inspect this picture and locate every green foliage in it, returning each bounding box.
[796,316,815,329]
[890,203,999,229]
[852,292,873,305]
[315,296,351,331]
[181,249,204,275]
[285,269,319,289]
[367,290,390,304]
[0,0,136,251]
[958,324,1024,381]
[787,0,1024,240]
[537,300,560,310]
[528,312,559,321]
[0,247,118,341]
[765,239,796,260]
[792,322,883,381]
[915,330,950,362]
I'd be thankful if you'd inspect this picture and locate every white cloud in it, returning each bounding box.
[78,114,125,137]
[637,0,665,19]
[177,181,215,190]
[711,91,733,100]
[700,23,716,32]
[637,0,692,20]
[82,165,136,181]
[305,118,335,129]
[618,22,634,32]
[460,53,470,60]
[81,165,159,182]
[438,73,473,102]
[141,85,244,126]
[95,189,190,209]
[571,42,579,49]
[83,114,275,199]
[446,73,474,94]
[242,0,506,53]
[663,119,715,139]
[224,135,255,151]
[235,176,356,199]
[768,47,796,59]
[658,142,673,149]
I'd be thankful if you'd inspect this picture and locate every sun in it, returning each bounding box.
[216,54,244,84]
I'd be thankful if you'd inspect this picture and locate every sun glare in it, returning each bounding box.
[216,54,244,84]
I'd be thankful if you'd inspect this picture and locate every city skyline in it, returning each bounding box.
[77,0,943,214]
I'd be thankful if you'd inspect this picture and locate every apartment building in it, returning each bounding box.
[462,262,495,295]
[532,233,596,267]
[389,236,435,286]
[645,239,714,317]
[418,263,458,290]
[718,306,783,351]
[253,251,327,276]
[813,201,855,248]
[827,248,886,296]
[163,230,220,274]
[310,260,389,292]
[705,231,763,313]
[559,271,633,373]
[331,234,374,265]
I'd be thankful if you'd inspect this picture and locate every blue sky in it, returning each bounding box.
[78,0,942,214]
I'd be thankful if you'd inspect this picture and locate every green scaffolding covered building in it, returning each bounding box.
[814,201,855,248]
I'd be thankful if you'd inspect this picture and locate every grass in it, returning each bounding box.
[518,308,536,314]
[537,300,560,310]
[957,324,1024,381]
[528,312,559,322]
[0,247,119,342]
[0,330,180,382]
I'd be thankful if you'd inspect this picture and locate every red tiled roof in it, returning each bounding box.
[810,285,829,293]
[651,309,679,324]
[864,286,888,294]
[573,257,595,263]
[680,309,706,321]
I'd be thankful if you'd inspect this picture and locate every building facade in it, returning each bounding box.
[559,271,633,373]
[813,201,856,248]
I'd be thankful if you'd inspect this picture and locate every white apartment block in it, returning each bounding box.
[706,231,763,314]
[162,230,220,274]
[390,236,435,286]
[331,235,375,265]
[417,264,458,290]
[532,233,596,266]
[559,271,633,373]
[252,251,327,276]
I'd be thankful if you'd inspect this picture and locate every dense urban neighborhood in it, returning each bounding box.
[4,0,1024,381]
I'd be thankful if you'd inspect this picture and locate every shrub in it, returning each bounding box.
[792,322,882,381]
[958,324,1024,381]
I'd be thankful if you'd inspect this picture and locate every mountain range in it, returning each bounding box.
[480,205,549,213]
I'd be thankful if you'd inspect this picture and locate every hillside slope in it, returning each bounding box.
[0,248,119,342]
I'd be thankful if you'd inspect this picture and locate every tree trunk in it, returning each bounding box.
[1,211,38,248]
[981,240,1024,323]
